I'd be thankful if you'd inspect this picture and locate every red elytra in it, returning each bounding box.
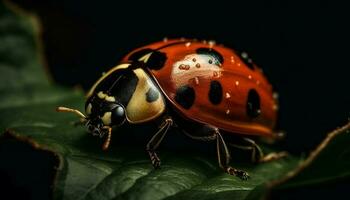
[122,38,279,138]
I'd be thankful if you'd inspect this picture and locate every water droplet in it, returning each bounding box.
[241,52,248,59]
[163,37,168,42]
[213,71,218,77]
[273,92,279,99]
[225,92,231,99]
[185,42,191,47]
[248,75,252,79]
[209,60,213,64]
[194,77,199,85]
[237,63,241,66]
[230,56,235,63]
[195,63,201,68]
[208,40,216,47]
[235,81,239,86]
[192,58,196,62]
[273,104,279,111]
[226,109,230,115]
[179,64,190,70]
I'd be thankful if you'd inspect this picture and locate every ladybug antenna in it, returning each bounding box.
[56,106,86,119]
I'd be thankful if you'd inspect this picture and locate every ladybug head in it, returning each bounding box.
[84,94,127,137]
[56,95,126,150]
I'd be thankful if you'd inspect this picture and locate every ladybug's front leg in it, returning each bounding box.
[146,117,173,169]
[215,129,250,180]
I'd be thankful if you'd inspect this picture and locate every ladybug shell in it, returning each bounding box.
[123,39,278,138]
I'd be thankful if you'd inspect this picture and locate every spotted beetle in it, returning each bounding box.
[57,38,286,180]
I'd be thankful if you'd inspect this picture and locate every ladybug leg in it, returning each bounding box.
[146,117,173,169]
[229,138,288,163]
[215,129,250,180]
[241,138,288,163]
[101,126,112,151]
[182,125,249,180]
[228,138,264,162]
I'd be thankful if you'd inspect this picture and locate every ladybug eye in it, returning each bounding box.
[112,105,126,126]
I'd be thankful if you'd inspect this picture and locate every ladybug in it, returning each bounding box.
[57,38,286,180]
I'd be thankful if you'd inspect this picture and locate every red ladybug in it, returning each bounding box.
[57,38,285,180]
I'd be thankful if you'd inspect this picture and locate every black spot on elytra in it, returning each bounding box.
[129,48,167,70]
[208,81,223,105]
[246,89,261,118]
[237,51,255,70]
[128,48,153,61]
[196,48,224,65]
[145,87,159,102]
[175,85,195,109]
[146,50,167,70]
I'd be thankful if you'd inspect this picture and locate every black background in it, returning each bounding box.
[4,0,350,199]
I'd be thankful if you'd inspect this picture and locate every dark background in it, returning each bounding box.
[4,0,350,199]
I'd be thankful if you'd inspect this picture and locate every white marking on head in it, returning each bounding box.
[97,91,115,102]
[102,112,112,125]
[98,91,106,99]
[105,96,116,102]
[86,103,92,115]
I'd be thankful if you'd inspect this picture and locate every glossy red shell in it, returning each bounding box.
[123,39,278,138]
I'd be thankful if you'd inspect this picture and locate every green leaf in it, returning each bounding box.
[1,1,349,200]
[244,123,350,200]
[263,123,350,198]
[0,1,49,89]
